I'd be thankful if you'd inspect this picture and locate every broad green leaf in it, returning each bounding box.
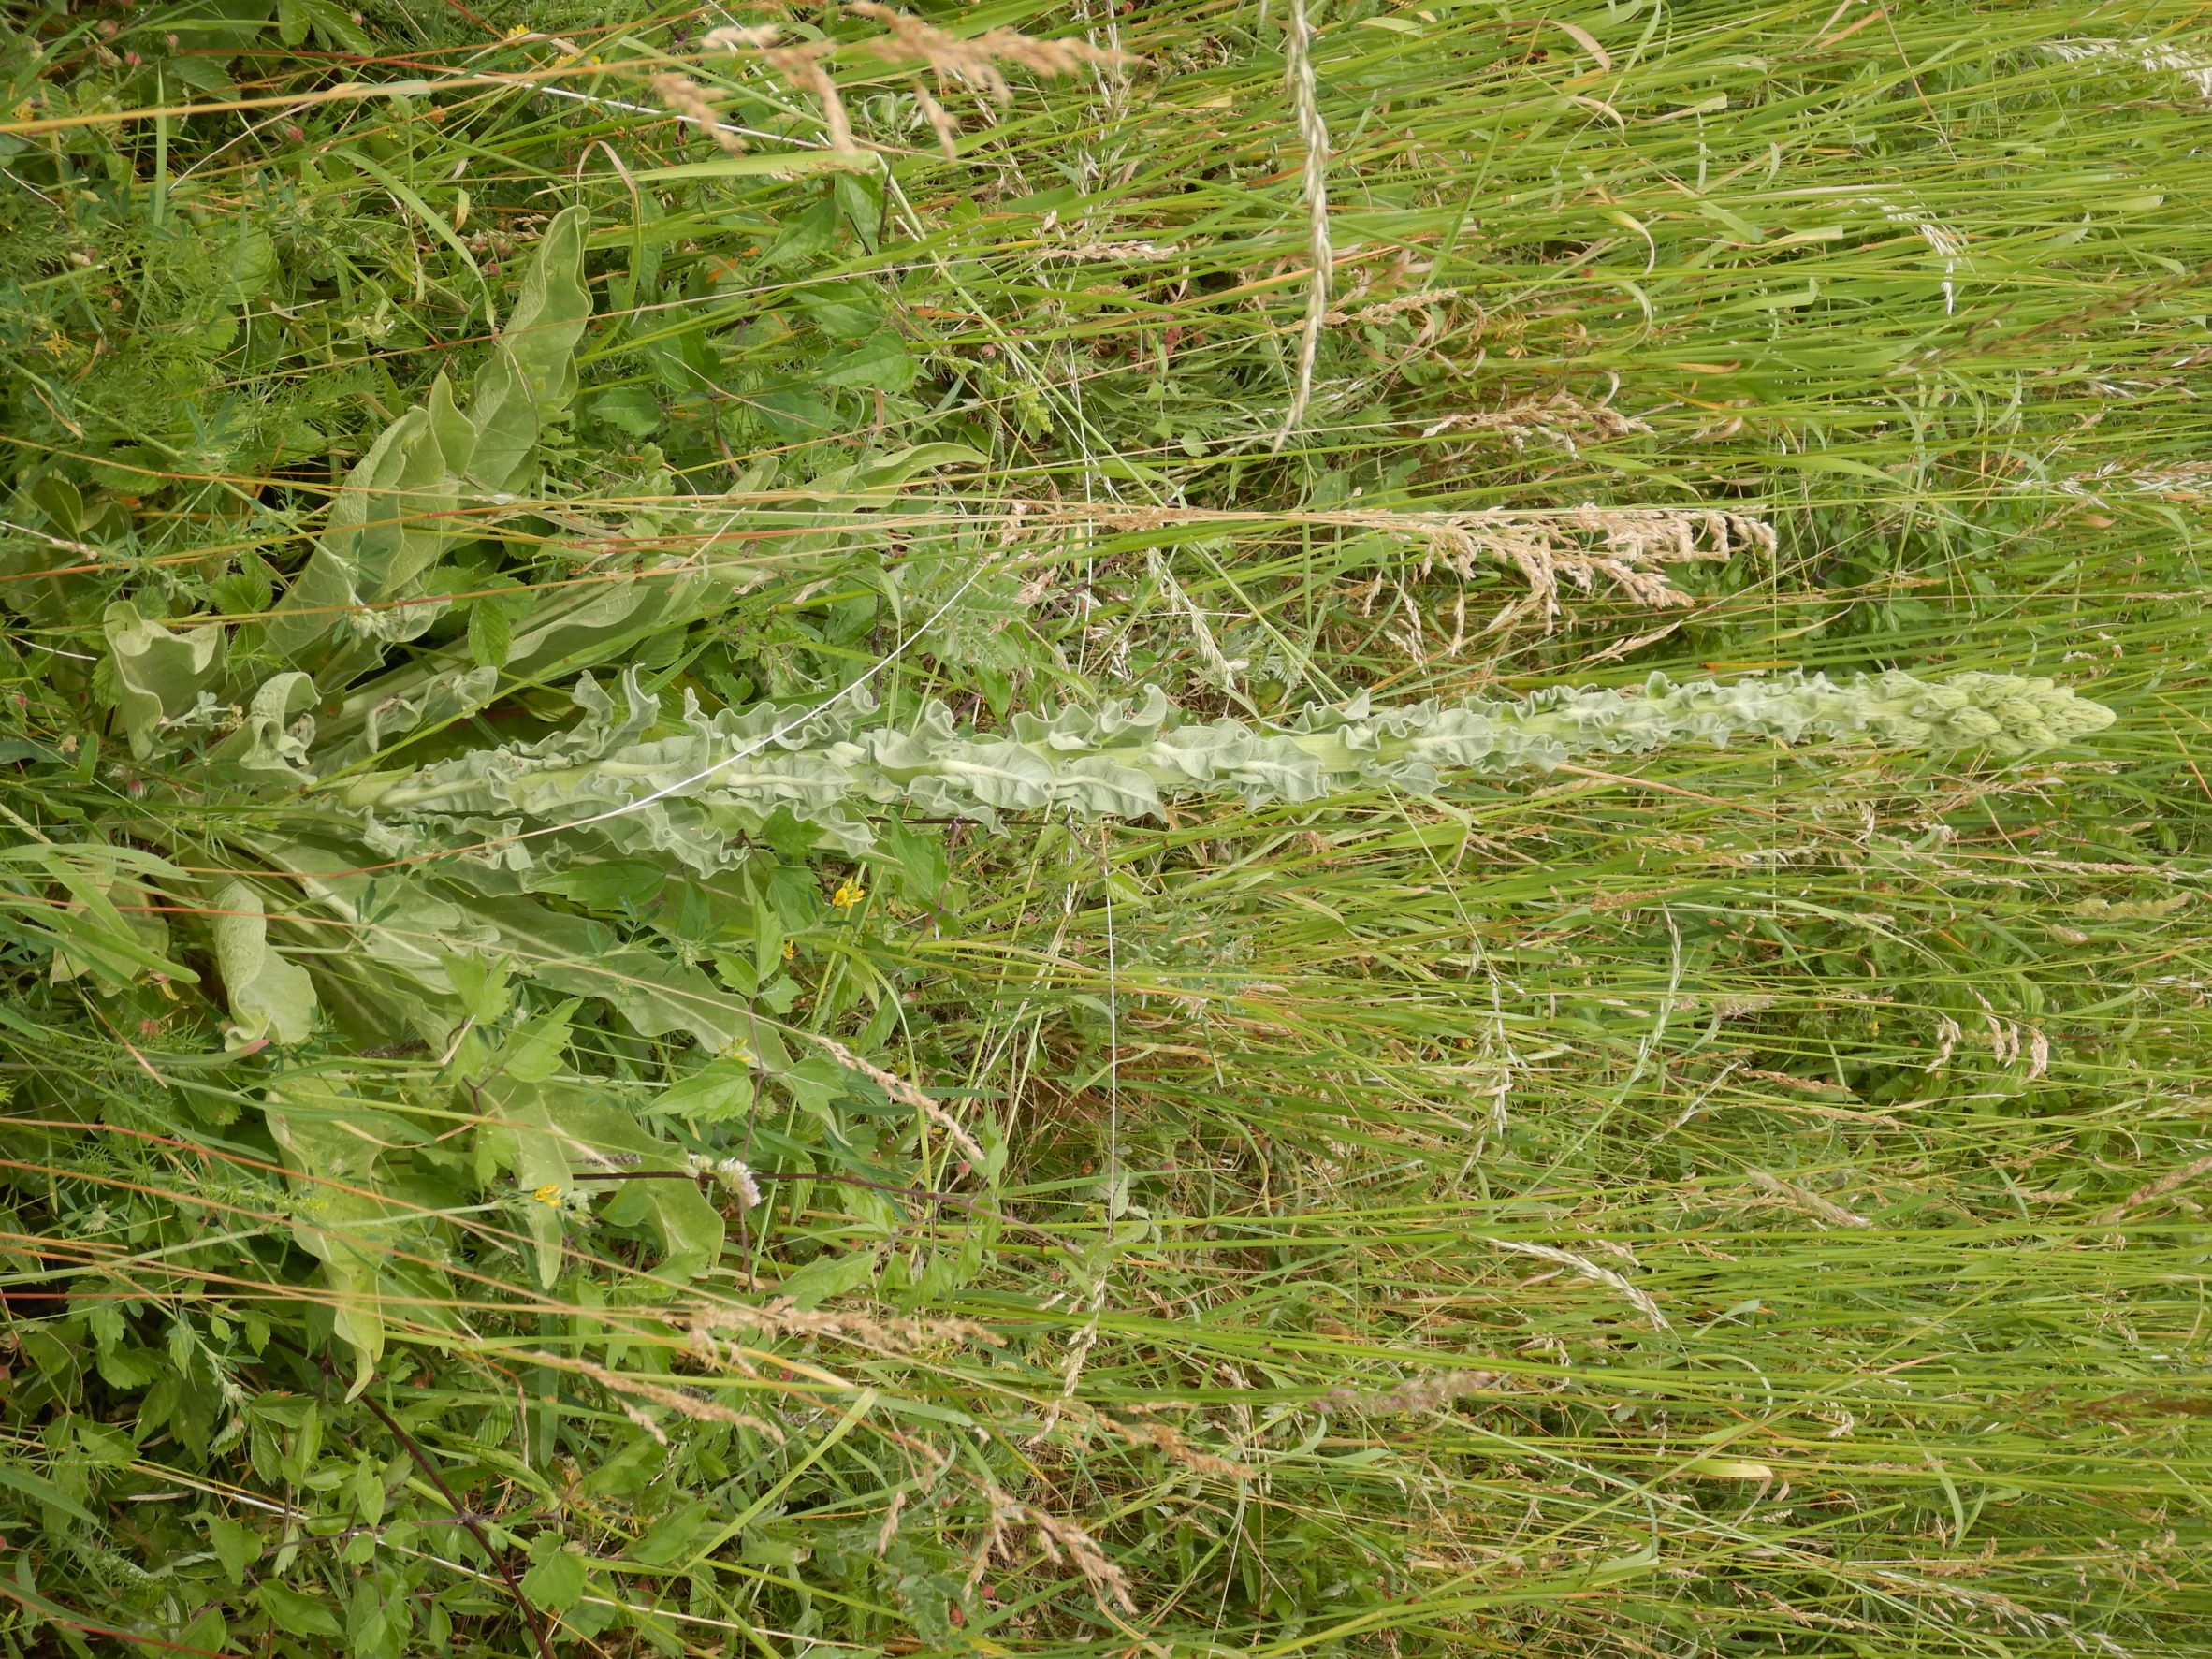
[265,1084,451,1392]
[793,279,884,340]
[854,443,990,490]
[442,953,511,1025]
[521,1538,589,1611]
[540,1084,723,1283]
[468,205,592,495]
[207,1515,261,1586]
[224,223,277,302]
[819,330,916,392]
[205,671,318,784]
[592,386,664,438]
[641,1055,756,1125]
[629,1498,716,1566]
[466,598,512,670]
[499,998,581,1084]
[776,1245,878,1310]
[476,1081,568,1289]
[257,1581,344,1639]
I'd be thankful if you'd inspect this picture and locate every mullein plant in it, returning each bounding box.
[340,665,2116,871]
[59,196,2117,1383]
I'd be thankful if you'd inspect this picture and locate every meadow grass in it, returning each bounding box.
[0,1,2208,1654]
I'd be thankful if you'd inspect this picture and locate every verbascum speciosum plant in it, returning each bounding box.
[341,668,2116,873]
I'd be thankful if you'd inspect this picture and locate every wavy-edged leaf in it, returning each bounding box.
[265,1086,443,1395]
[469,205,592,495]
[211,880,318,1048]
[101,602,223,759]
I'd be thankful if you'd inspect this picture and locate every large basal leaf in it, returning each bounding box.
[266,206,593,665]
[467,205,592,496]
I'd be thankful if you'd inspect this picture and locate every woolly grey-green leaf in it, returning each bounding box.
[102,601,224,759]
[211,880,318,1049]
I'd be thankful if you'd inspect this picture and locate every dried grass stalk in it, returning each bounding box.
[700,7,1133,165]
[1423,388,1652,455]
[1080,502,1770,629]
[1273,0,1332,448]
[691,1297,1003,1356]
[649,72,748,153]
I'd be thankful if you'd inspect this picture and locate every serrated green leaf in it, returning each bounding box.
[500,998,580,1084]
[442,953,511,1025]
[207,1515,261,1587]
[467,598,512,669]
[521,1539,588,1611]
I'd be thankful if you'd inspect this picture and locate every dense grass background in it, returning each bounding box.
[1,1,2209,1654]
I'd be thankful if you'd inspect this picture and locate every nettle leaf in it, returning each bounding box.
[211,880,317,1048]
[466,598,512,670]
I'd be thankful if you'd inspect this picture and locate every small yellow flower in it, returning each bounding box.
[781,939,796,962]
[531,1184,562,1206]
[504,23,529,38]
[831,879,866,910]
